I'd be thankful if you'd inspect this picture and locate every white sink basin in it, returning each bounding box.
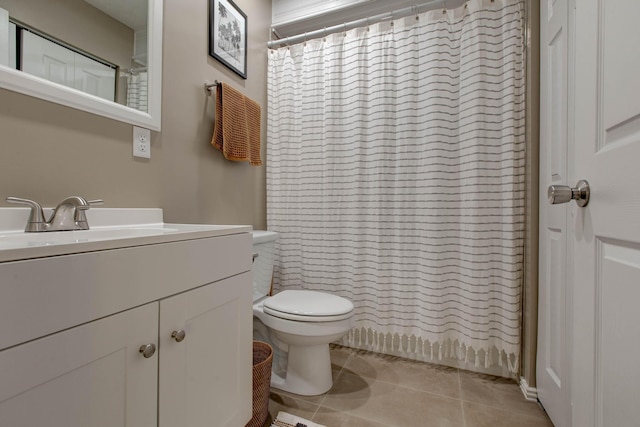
[0,208,252,262]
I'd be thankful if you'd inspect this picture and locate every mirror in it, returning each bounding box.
[0,0,162,130]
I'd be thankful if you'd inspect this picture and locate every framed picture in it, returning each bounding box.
[209,0,247,79]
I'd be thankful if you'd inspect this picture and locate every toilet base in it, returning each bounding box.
[270,342,332,396]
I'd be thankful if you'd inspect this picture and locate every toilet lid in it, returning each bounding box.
[263,290,354,322]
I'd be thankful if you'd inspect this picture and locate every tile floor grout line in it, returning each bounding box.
[335,368,465,404]
[342,352,467,400]
[346,375,462,401]
[460,399,549,418]
[310,348,352,420]
[315,374,465,427]
[461,400,468,427]
[458,369,468,427]
[310,404,320,421]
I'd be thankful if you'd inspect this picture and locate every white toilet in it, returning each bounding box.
[252,230,355,396]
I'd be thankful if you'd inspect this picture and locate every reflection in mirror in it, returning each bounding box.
[0,0,162,130]
[0,0,148,112]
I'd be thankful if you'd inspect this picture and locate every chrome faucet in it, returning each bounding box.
[6,196,104,232]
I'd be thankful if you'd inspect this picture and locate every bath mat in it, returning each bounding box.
[270,411,326,427]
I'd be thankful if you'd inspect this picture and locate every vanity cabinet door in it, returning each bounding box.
[159,272,253,427]
[0,302,159,427]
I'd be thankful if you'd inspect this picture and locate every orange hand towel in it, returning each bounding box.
[211,82,262,166]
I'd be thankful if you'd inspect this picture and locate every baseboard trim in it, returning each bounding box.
[519,377,538,401]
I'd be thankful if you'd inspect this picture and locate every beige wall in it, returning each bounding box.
[0,0,270,229]
[159,0,268,227]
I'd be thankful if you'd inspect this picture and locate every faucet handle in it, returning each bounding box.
[5,197,47,232]
[73,199,103,229]
[6,196,40,207]
[75,199,104,211]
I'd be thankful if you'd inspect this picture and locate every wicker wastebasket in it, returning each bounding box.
[245,341,273,427]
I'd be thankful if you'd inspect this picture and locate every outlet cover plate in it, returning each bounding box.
[133,126,151,158]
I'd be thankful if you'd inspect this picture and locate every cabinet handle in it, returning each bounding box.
[139,343,156,358]
[171,330,186,343]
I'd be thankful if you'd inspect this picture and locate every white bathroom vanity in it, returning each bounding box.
[0,208,253,426]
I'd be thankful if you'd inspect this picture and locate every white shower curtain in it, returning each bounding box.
[267,0,525,375]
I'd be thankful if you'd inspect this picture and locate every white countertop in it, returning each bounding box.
[0,208,252,262]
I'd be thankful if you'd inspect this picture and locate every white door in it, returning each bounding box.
[537,0,573,425]
[570,0,640,426]
[0,303,158,427]
[0,8,9,67]
[539,0,640,426]
[21,29,116,102]
[74,53,116,102]
[21,30,75,88]
[158,272,253,427]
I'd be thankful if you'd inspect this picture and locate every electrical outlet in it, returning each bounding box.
[133,126,151,158]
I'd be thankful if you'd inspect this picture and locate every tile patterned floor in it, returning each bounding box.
[262,345,554,427]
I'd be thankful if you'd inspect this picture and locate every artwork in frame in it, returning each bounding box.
[209,0,247,79]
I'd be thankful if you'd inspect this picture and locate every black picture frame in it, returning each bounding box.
[209,0,247,79]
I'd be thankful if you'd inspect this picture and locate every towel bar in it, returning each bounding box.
[204,80,221,94]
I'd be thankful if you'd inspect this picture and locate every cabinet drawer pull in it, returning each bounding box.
[139,343,156,358]
[171,330,186,342]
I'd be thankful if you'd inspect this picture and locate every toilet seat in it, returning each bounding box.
[263,290,354,322]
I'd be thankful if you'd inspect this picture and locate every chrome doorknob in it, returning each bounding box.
[139,343,156,358]
[171,330,186,342]
[548,179,590,207]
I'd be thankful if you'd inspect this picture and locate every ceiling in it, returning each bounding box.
[272,0,467,39]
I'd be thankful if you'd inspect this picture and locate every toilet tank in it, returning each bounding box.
[252,230,278,302]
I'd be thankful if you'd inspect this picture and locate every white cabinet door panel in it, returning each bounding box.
[159,272,253,427]
[0,302,158,427]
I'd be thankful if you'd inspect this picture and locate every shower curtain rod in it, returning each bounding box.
[268,0,446,49]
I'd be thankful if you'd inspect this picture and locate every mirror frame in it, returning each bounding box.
[0,0,162,131]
